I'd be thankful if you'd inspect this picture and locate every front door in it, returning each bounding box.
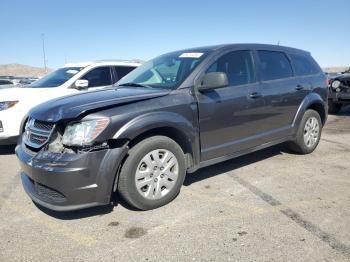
[197,50,265,161]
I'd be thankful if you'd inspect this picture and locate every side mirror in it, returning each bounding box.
[197,72,228,92]
[74,79,89,90]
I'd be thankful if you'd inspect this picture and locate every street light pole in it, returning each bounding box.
[41,33,47,73]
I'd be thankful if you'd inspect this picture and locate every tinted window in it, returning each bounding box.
[114,66,136,80]
[29,67,82,88]
[290,54,320,76]
[81,67,112,87]
[206,50,256,86]
[258,51,293,81]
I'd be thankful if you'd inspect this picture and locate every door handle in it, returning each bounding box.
[249,92,263,99]
[295,85,304,91]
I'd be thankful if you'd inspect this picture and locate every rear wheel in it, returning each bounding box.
[288,109,322,154]
[118,136,186,210]
[328,101,342,114]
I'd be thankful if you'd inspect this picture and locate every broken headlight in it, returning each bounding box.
[331,80,341,90]
[62,118,110,147]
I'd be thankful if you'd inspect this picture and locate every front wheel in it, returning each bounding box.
[287,109,322,154]
[118,136,186,210]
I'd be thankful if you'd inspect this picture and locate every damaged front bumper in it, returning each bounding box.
[16,140,128,211]
[329,86,350,104]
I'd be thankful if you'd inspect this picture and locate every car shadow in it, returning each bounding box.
[0,145,16,155]
[39,144,289,220]
[34,202,116,219]
[338,105,350,116]
[184,144,288,186]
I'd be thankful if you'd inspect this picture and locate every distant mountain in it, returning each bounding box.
[0,64,52,78]
[323,67,349,73]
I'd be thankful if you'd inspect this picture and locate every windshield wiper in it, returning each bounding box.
[117,82,152,88]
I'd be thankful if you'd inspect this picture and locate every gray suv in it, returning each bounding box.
[16,44,328,211]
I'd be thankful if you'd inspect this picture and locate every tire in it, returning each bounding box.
[118,136,186,210]
[328,101,342,114]
[288,109,322,154]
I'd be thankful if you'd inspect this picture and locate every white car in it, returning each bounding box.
[0,60,141,145]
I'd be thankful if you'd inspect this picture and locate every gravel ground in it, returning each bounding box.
[0,107,349,262]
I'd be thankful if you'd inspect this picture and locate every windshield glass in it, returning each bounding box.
[29,67,83,88]
[117,50,209,89]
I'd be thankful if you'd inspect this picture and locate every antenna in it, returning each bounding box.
[277,41,280,46]
[41,33,47,73]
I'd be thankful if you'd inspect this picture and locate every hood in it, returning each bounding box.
[29,87,171,122]
[335,73,350,81]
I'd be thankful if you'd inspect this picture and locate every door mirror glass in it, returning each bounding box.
[74,79,89,89]
[197,72,228,92]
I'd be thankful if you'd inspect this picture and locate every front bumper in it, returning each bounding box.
[329,90,350,104]
[16,142,128,211]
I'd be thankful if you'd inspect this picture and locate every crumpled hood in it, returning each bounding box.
[335,73,350,81]
[29,87,171,122]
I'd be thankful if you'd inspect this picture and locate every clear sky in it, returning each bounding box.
[1,0,349,69]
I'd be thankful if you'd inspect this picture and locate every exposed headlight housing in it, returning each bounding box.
[0,101,18,111]
[62,118,110,146]
[331,80,341,90]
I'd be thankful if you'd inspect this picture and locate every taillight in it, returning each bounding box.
[326,78,331,87]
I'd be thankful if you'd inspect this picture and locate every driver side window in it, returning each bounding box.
[80,67,112,88]
[207,50,256,86]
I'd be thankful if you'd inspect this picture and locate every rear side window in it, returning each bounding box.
[81,67,112,87]
[114,66,136,80]
[207,50,256,86]
[289,54,320,76]
[258,51,293,81]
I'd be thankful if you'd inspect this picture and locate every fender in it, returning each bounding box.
[292,92,327,131]
[112,111,201,169]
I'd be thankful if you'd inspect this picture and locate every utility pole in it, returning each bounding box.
[41,33,47,73]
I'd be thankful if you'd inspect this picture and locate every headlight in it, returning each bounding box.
[62,118,110,146]
[0,101,18,111]
[331,80,341,90]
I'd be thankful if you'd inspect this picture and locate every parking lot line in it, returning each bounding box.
[0,196,97,247]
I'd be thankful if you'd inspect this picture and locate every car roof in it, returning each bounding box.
[63,60,143,68]
[176,43,310,55]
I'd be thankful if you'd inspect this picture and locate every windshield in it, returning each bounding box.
[29,67,83,88]
[117,50,209,89]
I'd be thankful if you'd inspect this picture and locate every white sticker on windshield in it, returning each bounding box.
[66,69,79,74]
[179,52,203,58]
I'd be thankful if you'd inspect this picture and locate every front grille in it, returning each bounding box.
[24,118,55,149]
[29,133,48,144]
[33,120,54,131]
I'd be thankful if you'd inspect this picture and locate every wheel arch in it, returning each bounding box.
[112,112,200,170]
[293,93,327,128]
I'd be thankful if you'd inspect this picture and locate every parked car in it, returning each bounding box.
[328,73,350,113]
[0,60,141,145]
[0,79,15,89]
[16,44,327,211]
[17,78,39,86]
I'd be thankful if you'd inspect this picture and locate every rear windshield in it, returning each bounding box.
[29,67,83,88]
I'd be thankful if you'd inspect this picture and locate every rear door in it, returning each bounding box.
[253,50,305,139]
[197,50,264,161]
